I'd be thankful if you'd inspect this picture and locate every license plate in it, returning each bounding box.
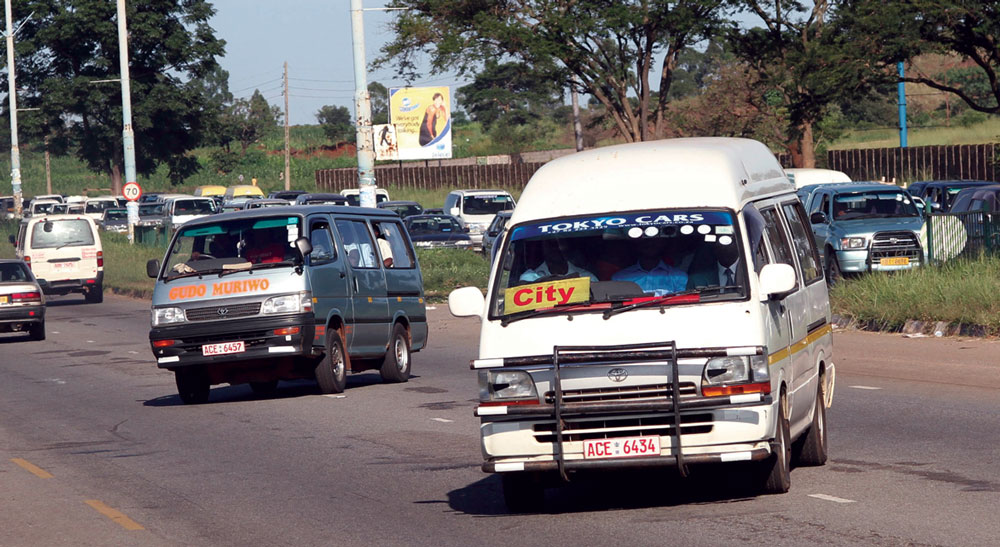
[201,341,245,356]
[53,262,77,271]
[880,257,910,266]
[583,436,661,459]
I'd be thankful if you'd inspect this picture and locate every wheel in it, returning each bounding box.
[759,392,791,494]
[85,283,104,304]
[794,380,828,466]
[315,329,347,394]
[380,323,411,383]
[175,368,210,405]
[501,472,545,513]
[825,253,842,285]
[29,321,45,341]
[249,380,279,398]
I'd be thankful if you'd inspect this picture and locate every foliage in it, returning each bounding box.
[316,105,355,144]
[667,39,732,100]
[457,60,564,131]
[378,0,733,143]
[368,81,389,125]
[221,90,281,155]
[7,0,225,189]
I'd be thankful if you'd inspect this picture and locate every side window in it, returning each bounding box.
[444,193,457,213]
[372,220,414,269]
[309,219,337,265]
[335,219,378,269]
[743,203,769,274]
[758,206,799,285]
[817,194,830,216]
[781,201,823,284]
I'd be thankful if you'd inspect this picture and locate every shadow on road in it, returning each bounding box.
[0,332,35,344]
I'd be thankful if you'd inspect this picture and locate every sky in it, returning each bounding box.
[209,0,467,126]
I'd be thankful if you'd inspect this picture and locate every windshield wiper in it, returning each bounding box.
[55,240,88,250]
[602,290,701,319]
[500,301,605,327]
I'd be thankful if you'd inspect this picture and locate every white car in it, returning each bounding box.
[84,197,120,222]
[443,189,516,251]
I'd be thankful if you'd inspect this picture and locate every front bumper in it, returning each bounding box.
[836,249,919,273]
[38,271,104,295]
[0,305,45,328]
[149,312,316,369]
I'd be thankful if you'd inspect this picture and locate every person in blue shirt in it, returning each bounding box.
[519,239,598,283]
[612,237,687,295]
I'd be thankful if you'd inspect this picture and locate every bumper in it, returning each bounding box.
[836,249,919,273]
[0,305,45,329]
[149,312,316,369]
[38,271,104,295]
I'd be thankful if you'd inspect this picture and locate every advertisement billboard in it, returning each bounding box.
[388,86,452,160]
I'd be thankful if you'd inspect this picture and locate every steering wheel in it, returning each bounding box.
[193,253,216,261]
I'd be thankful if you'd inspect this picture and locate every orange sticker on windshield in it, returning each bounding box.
[504,277,590,314]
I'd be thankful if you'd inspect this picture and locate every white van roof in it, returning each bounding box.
[512,138,791,224]
[784,168,852,188]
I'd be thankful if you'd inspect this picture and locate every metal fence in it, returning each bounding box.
[828,144,999,183]
[926,211,1000,262]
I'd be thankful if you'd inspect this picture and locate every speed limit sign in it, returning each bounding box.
[122,181,142,202]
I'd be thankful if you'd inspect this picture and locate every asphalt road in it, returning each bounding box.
[1,294,998,546]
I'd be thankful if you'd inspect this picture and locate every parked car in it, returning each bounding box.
[295,193,350,206]
[785,168,852,189]
[950,184,1000,213]
[193,185,227,198]
[137,202,167,228]
[906,180,995,212]
[947,184,1000,255]
[100,208,130,233]
[443,189,516,251]
[162,196,219,229]
[245,199,292,209]
[805,183,924,281]
[223,185,266,201]
[84,197,120,222]
[404,214,473,249]
[11,214,104,303]
[27,199,60,217]
[0,196,15,220]
[0,259,45,341]
[482,210,512,262]
[51,203,86,215]
[378,200,424,218]
[340,187,389,206]
[267,190,307,203]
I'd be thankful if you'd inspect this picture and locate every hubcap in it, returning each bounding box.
[395,337,408,371]
[332,345,344,377]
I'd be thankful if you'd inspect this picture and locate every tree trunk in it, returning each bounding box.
[799,121,816,168]
[110,164,123,196]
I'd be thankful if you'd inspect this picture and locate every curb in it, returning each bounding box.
[831,314,993,338]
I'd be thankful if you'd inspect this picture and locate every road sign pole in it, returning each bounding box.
[350,0,376,209]
[117,0,137,243]
[5,0,23,218]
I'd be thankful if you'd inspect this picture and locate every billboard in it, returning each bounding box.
[388,86,452,160]
[373,124,399,161]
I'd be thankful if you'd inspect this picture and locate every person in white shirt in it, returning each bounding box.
[519,239,598,283]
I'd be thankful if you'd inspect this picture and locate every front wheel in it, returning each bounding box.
[315,329,347,394]
[175,367,210,405]
[825,254,842,285]
[758,392,791,494]
[380,323,411,383]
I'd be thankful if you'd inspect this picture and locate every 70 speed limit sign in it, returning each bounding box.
[122,181,142,202]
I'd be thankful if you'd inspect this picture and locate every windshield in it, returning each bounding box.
[173,199,217,215]
[832,191,919,219]
[162,216,302,279]
[463,194,514,216]
[406,216,462,233]
[30,219,95,249]
[33,202,57,214]
[490,210,746,318]
[85,200,115,214]
[104,209,127,221]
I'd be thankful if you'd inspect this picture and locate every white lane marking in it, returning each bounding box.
[323,394,347,399]
[809,493,856,504]
[87,340,95,344]
[849,385,882,390]
[43,378,67,385]
[52,331,60,334]
[128,351,139,355]
[431,418,453,423]
[426,306,437,310]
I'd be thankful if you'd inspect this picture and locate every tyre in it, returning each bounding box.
[85,283,104,304]
[759,392,791,494]
[175,368,210,405]
[795,381,828,466]
[825,253,842,285]
[249,380,279,398]
[380,323,411,383]
[29,321,45,341]
[501,472,545,513]
[315,329,347,394]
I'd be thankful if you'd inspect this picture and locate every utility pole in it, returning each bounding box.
[283,61,291,191]
[5,0,23,217]
[116,0,137,243]
[571,84,583,152]
[44,136,51,194]
[349,0,376,208]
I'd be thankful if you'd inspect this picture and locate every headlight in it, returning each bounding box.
[702,354,769,386]
[479,370,538,402]
[840,237,866,249]
[152,307,185,326]
[468,224,485,234]
[262,293,311,315]
[414,241,433,247]
[455,240,472,246]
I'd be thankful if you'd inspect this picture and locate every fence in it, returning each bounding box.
[828,144,998,183]
[926,211,1000,262]
[315,163,546,193]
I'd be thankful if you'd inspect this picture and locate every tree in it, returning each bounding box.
[457,60,564,130]
[222,90,280,155]
[378,0,733,142]
[191,65,235,149]
[368,81,389,125]
[5,0,225,191]
[316,105,355,144]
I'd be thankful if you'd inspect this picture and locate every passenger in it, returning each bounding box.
[373,224,394,268]
[611,237,687,295]
[246,229,287,264]
[687,239,741,289]
[519,239,598,283]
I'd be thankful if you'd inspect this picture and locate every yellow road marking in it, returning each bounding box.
[11,458,54,479]
[84,500,145,531]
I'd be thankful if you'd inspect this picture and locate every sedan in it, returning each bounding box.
[404,214,474,249]
[0,259,45,341]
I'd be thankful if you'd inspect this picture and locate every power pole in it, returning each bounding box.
[283,61,291,191]
[5,0,23,217]
[116,0,137,243]
[571,85,583,152]
[44,136,51,194]
[349,0,376,208]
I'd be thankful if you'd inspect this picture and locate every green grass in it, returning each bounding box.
[414,248,491,300]
[829,116,1000,150]
[830,255,1000,334]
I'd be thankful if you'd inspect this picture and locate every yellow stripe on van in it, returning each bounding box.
[768,324,833,365]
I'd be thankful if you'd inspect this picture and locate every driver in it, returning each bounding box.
[518,239,597,283]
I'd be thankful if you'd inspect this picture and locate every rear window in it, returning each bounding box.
[173,199,217,215]
[463,194,514,215]
[30,219,95,249]
[85,200,115,214]
[0,262,31,282]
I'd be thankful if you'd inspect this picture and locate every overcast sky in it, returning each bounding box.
[209,0,467,125]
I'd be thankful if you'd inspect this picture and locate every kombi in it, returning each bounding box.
[444,189,516,250]
[162,196,219,229]
[147,206,427,404]
[449,138,835,511]
[10,214,104,303]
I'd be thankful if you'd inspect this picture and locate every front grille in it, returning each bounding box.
[533,413,714,443]
[543,382,697,405]
[185,302,261,322]
[869,231,921,261]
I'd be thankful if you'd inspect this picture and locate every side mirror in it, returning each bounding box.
[759,263,796,301]
[930,201,942,211]
[448,286,485,317]
[809,212,827,224]
[294,236,313,262]
[146,259,160,279]
[449,207,460,217]
[487,230,498,238]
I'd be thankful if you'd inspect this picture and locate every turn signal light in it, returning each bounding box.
[702,381,771,397]
[273,327,300,336]
[152,339,176,348]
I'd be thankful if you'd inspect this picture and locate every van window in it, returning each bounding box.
[161,216,301,278]
[30,219,95,249]
[742,204,769,274]
[173,199,217,215]
[463,194,514,215]
[335,220,378,269]
[781,202,823,283]
[373,220,414,269]
[85,200,115,215]
[758,207,798,283]
[309,220,337,265]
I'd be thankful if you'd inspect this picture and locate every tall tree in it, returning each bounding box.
[368,81,389,125]
[4,0,225,190]
[378,0,732,142]
[316,105,355,144]
[457,60,564,130]
[222,90,281,155]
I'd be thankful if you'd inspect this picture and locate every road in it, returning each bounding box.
[1,294,998,546]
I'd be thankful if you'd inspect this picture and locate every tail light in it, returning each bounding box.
[12,292,42,303]
[97,250,104,268]
[152,339,176,348]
